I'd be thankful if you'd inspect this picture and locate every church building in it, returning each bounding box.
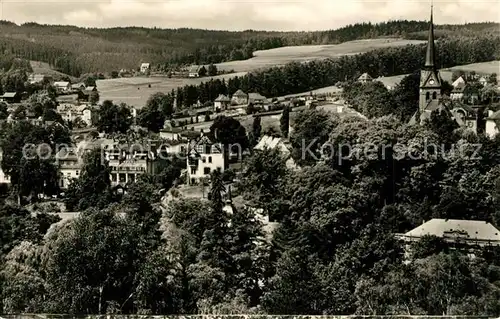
[410,7,480,132]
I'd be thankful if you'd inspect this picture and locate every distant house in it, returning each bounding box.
[248,92,267,105]
[450,82,466,100]
[254,135,297,170]
[187,134,224,185]
[55,147,83,189]
[72,83,86,91]
[231,89,248,105]
[28,73,45,84]
[214,94,231,111]
[188,65,201,78]
[140,63,150,73]
[1,92,20,103]
[479,76,488,87]
[358,73,373,83]
[451,104,477,132]
[396,219,500,255]
[54,81,71,92]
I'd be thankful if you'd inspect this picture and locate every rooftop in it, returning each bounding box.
[399,218,500,243]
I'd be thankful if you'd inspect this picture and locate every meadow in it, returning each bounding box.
[214,38,425,72]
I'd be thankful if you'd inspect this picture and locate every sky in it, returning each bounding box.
[0,0,499,31]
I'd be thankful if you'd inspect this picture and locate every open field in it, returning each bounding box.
[214,38,425,72]
[444,61,500,74]
[30,61,78,81]
[96,38,424,108]
[96,72,247,108]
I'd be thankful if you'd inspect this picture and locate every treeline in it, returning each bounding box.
[158,35,500,109]
[0,20,498,75]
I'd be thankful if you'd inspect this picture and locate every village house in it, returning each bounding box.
[479,76,488,87]
[140,63,150,74]
[452,76,466,88]
[231,89,248,105]
[55,147,83,190]
[57,104,95,127]
[188,65,201,78]
[248,92,267,105]
[186,134,225,185]
[358,72,373,83]
[28,73,45,84]
[1,92,21,104]
[396,219,500,258]
[71,83,86,91]
[54,81,71,93]
[254,135,297,170]
[450,82,466,100]
[214,94,231,111]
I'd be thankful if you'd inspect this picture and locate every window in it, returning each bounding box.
[432,92,437,100]
[208,156,212,163]
[196,145,204,154]
[202,156,206,163]
[191,168,196,175]
[426,92,430,100]
[204,167,211,175]
[76,170,79,176]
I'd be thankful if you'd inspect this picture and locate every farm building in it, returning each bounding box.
[188,66,201,78]
[54,81,71,92]
[214,94,231,111]
[358,73,373,83]
[248,92,267,105]
[140,63,150,73]
[231,89,248,105]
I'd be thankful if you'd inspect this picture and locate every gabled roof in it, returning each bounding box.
[232,89,247,97]
[188,65,200,73]
[141,63,150,67]
[358,72,372,81]
[254,135,290,155]
[54,81,70,87]
[452,76,466,87]
[403,219,500,242]
[215,94,231,102]
[452,82,466,92]
[248,92,267,101]
[479,76,488,82]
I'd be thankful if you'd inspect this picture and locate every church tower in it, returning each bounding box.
[419,6,442,114]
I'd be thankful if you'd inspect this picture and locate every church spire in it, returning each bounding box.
[424,4,436,69]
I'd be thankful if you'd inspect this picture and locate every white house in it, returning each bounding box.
[254,135,297,169]
[358,72,373,83]
[396,219,500,250]
[54,81,71,92]
[55,147,83,189]
[214,94,231,111]
[479,76,488,87]
[187,134,224,185]
[231,89,248,105]
[188,65,201,78]
[140,63,150,73]
[485,110,500,138]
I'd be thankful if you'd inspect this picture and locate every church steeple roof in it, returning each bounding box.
[424,5,436,69]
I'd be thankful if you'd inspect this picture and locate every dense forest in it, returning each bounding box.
[0,19,498,76]
[145,35,500,112]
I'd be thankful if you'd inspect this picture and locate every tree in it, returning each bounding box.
[208,64,218,76]
[249,116,261,147]
[290,109,336,166]
[65,148,115,211]
[0,102,8,120]
[280,106,290,138]
[96,100,132,134]
[210,115,249,164]
[198,66,207,77]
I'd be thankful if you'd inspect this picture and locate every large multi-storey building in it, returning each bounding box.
[187,134,224,185]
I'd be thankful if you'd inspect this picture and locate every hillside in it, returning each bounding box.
[0,20,497,76]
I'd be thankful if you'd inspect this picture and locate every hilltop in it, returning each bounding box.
[0,20,497,76]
